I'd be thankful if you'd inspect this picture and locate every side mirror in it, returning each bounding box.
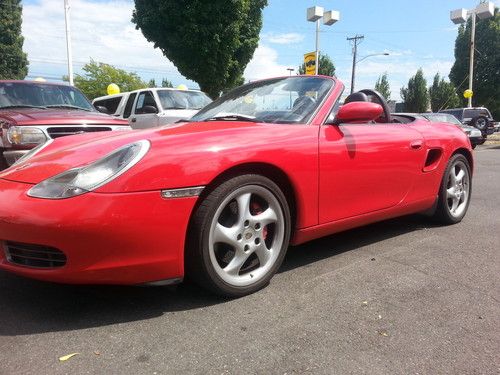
[330,102,383,125]
[142,105,158,114]
[95,105,110,114]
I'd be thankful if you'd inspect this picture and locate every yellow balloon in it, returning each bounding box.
[463,89,473,99]
[177,84,188,90]
[107,83,120,95]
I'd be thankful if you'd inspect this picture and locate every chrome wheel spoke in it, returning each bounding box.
[213,223,239,248]
[253,207,278,226]
[446,187,456,200]
[224,249,250,276]
[456,169,465,183]
[450,197,460,213]
[254,243,271,265]
[236,193,252,224]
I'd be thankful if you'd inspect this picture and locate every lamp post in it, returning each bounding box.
[450,1,494,108]
[307,6,340,75]
[287,68,295,76]
[64,0,74,86]
[350,52,389,94]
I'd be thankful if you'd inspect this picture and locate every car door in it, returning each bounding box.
[130,90,160,129]
[318,120,426,223]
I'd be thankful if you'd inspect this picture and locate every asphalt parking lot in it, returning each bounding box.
[0,146,499,375]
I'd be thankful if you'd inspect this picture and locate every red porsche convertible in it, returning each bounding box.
[0,76,472,296]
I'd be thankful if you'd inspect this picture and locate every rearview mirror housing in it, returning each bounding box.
[330,102,384,125]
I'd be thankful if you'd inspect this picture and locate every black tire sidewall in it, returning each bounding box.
[187,174,291,297]
[435,154,472,224]
[472,116,488,131]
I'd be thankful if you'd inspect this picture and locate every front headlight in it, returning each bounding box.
[7,126,47,145]
[28,140,150,199]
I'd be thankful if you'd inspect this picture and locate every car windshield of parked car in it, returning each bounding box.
[190,76,334,124]
[0,82,94,111]
[424,113,462,126]
[157,90,212,111]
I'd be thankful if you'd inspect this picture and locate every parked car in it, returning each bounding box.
[0,76,473,297]
[421,113,485,148]
[0,80,130,169]
[439,107,496,135]
[93,87,212,129]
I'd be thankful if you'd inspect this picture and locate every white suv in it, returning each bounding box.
[93,88,212,129]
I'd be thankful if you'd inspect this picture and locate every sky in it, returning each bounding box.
[21,0,500,100]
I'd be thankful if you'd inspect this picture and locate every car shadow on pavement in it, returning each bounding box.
[0,214,435,336]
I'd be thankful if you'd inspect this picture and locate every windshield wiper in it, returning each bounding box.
[203,114,258,122]
[45,104,91,111]
[0,104,47,109]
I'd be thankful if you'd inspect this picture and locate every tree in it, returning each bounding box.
[428,73,460,112]
[133,1,267,98]
[70,60,147,99]
[298,54,335,76]
[0,0,28,79]
[374,73,391,100]
[400,68,429,112]
[449,8,500,118]
[148,78,157,87]
[161,78,173,88]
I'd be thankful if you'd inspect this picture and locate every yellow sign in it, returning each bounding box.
[304,52,316,75]
[463,89,473,99]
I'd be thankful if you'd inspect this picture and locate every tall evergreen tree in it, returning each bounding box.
[449,8,499,117]
[0,0,29,79]
[374,73,391,100]
[428,73,460,112]
[400,68,429,113]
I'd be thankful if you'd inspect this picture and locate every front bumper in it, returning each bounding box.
[0,178,197,284]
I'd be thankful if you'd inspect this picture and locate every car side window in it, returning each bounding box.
[325,99,341,124]
[134,91,158,114]
[123,93,137,119]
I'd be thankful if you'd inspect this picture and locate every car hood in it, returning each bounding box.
[0,107,127,125]
[0,121,265,187]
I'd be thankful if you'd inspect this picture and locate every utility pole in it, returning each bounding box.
[467,12,476,108]
[347,35,364,94]
[64,0,74,86]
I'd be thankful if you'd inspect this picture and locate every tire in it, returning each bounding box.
[432,154,472,224]
[471,116,489,132]
[186,174,291,297]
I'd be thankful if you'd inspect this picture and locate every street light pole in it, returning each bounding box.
[315,20,320,75]
[468,12,476,108]
[64,0,74,86]
[307,6,339,75]
[450,1,494,108]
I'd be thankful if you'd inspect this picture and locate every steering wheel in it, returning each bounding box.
[358,89,391,123]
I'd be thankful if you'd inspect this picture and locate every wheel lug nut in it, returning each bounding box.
[255,223,261,230]
[237,234,242,241]
[244,245,250,251]
[255,238,260,245]
[244,220,249,227]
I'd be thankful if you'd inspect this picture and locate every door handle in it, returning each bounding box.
[131,118,137,123]
[410,140,423,150]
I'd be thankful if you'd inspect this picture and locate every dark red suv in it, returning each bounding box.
[0,80,130,169]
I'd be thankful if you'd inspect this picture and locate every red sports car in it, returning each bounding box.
[0,76,472,297]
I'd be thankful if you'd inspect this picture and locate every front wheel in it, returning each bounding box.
[186,174,291,297]
[432,154,472,224]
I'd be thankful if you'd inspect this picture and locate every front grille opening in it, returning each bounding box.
[4,241,67,268]
[47,126,112,139]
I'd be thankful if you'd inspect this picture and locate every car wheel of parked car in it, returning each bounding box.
[433,154,471,224]
[186,174,291,297]
[471,116,489,132]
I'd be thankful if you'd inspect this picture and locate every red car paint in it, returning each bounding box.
[0,76,472,285]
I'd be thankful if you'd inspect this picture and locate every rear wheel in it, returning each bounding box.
[433,154,471,224]
[186,174,291,297]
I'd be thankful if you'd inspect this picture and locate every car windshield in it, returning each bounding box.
[190,76,334,124]
[423,113,462,126]
[0,82,94,111]
[157,90,212,110]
